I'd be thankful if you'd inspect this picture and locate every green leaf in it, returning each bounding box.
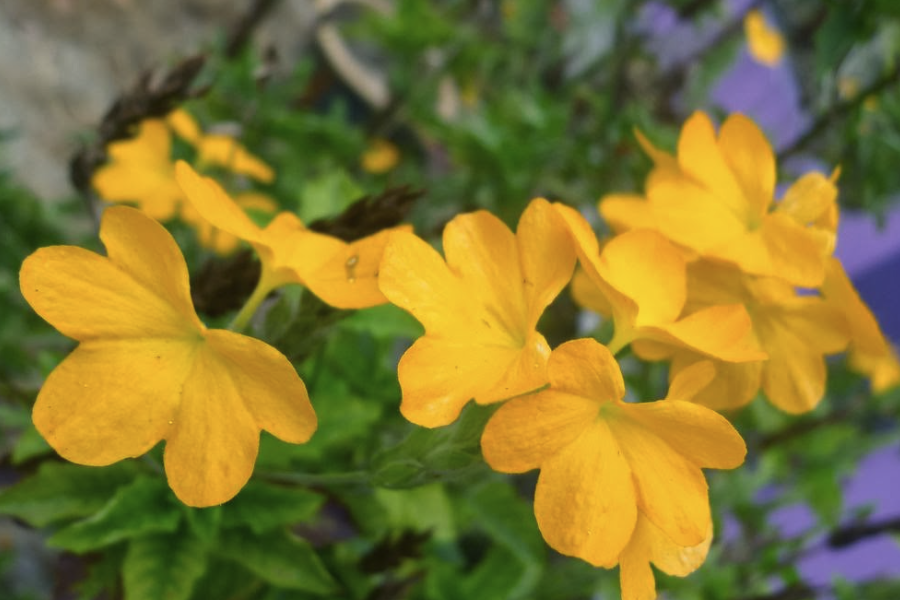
[375,483,456,542]
[370,403,494,488]
[465,481,545,563]
[122,528,208,600]
[49,476,182,553]
[10,424,52,465]
[221,480,323,534]
[461,547,533,600]
[0,461,139,526]
[217,528,337,594]
[337,304,424,340]
[298,169,364,224]
[184,505,222,545]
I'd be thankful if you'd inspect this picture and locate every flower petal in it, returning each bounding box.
[20,207,203,341]
[302,227,410,309]
[665,360,716,402]
[776,172,838,227]
[534,420,637,568]
[379,230,472,335]
[623,400,747,470]
[205,330,316,444]
[164,344,262,507]
[548,339,626,404]
[32,338,190,465]
[612,414,711,546]
[397,334,548,428]
[648,177,746,253]
[719,113,775,223]
[670,352,762,411]
[598,194,656,234]
[197,135,275,183]
[517,198,577,327]
[442,210,528,342]
[646,304,767,362]
[175,161,263,243]
[481,389,597,473]
[598,230,686,328]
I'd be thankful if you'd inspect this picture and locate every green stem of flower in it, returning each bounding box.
[229,272,279,333]
[260,470,371,487]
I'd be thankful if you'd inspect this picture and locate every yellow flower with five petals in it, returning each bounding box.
[481,339,745,598]
[19,206,316,507]
[378,198,577,427]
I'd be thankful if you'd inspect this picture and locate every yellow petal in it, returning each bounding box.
[175,161,263,243]
[535,420,637,568]
[665,360,716,402]
[745,10,785,66]
[676,112,748,222]
[719,113,775,224]
[20,207,203,341]
[635,128,678,171]
[850,348,900,393]
[612,413,711,546]
[570,266,612,317]
[777,172,838,227]
[648,177,747,253]
[670,352,762,411]
[32,339,190,465]
[646,304,767,362]
[166,108,202,144]
[623,400,747,470]
[821,258,889,354]
[548,339,626,404]
[197,135,275,183]
[205,330,316,444]
[598,194,656,234]
[302,227,411,309]
[163,344,262,507]
[598,230,686,328]
[397,333,549,428]
[379,230,472,335]
[481,389,597,473]
[517,199,577,327]
[442,210,528,341]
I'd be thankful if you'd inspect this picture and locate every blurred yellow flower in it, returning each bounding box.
[175,161,402,313]
[822,258,900,393]
[600,112,837,287]
[744,9,784,67]
[361,138,400,174]
[92,120,183,221]
[669,260,850,413]
[556,204,765,363]
[20,206,316,507]
[378,198,577,427]
[481,339,744,592]
[168,108,274,183]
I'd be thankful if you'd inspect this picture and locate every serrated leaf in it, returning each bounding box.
[0,461,139,526]
[122,528,208,600]
[217,528,337,594]
[49,476,182,553]
[221,480,323,534]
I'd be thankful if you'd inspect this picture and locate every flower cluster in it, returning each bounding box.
[20,110,899,600]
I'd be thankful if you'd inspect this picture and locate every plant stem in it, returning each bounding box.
[229,270,279,333]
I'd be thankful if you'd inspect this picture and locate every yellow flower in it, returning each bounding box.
[668,260,850,413]
[92,120,183,220]
[599,113,838,287]
[168,109,274,183]
[175,161,401,312]
[361,138,400,174]
[19,206,316,507]
[180,191,278,256]
[821,258,900,393]
[744,9,785,66]
[555,204,765,362]
[481,339,745,593]
[378,198,577,427]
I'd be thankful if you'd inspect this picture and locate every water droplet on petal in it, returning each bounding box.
[345,254,359,283]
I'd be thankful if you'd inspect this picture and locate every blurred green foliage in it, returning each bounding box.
[2,1,900,599]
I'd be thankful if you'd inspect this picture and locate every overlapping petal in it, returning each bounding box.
[379,198,576,427]
[20,206,316,507]
[481,339,745,574]
[556,205,764,362]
